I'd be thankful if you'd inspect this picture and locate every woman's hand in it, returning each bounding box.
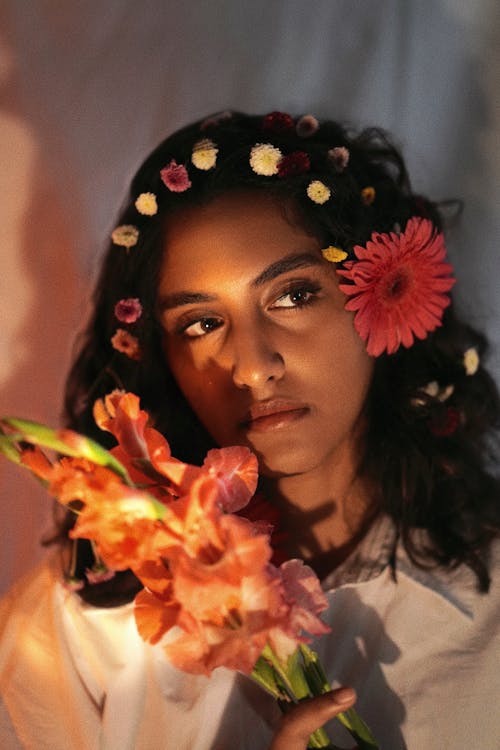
[268,687,357,750]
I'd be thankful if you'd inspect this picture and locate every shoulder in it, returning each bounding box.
[394,534,500,633]
[0,555,60,637]
[0,555,64,693]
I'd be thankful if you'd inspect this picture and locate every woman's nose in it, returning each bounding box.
[229,324,285,392]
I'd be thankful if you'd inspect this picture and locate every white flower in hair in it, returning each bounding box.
[307,180,331,204]
[192,138,218,170]
[135,192,158,216]
[463,347,479,376]
[423,381,454,401]
[111,225,139,248]
[249,143,282,176]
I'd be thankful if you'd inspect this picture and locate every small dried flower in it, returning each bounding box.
[423,381,439,398]
[160,160,192,192]
[422,381,454,402]
[111,329,141,360]
[306,180,331,204]
[199,110,233,130]
[277,151,310,178]
[296,114,319,138]
[114,298,143,324]
[111,225,139,248]
[361,186,376,205]
[463,347,479,376]
[441,385,455,401]
[428,406,460,437]
[191,138,218,170]
[262,111,294,135]
[249,143,283,176]
[328,146,349,172]
[322,246,348,263]
[135,192,158,216]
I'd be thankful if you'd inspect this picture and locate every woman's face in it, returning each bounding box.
[158,192,373,478]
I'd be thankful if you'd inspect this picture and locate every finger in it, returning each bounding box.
[268,687,357,750]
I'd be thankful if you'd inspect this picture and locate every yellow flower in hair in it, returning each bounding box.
[191,138,218,170]
[361,186,376,205]
[135,192,158,216]
[249,143,283,176]
[307,180,331,204]
[463,347,479,376]
[111,225,139,248]
[322,246,348,263]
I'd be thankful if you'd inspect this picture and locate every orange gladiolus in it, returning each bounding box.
[47,457,125,506]
[93,392,258,511]
[20,446,53,481]
[70,487,173,570]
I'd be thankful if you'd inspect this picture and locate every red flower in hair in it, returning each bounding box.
[428,406,460,437]
[262,111,294,134]
[277,151,311,178]
[337,217,455,356]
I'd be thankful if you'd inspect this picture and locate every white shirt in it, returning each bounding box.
[1,516,499,749]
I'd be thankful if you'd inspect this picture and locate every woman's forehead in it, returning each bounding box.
[160,192,323,288]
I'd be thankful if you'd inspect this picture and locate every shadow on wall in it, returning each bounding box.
[0,49,87,593]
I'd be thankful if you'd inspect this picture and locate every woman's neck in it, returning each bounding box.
[262,447,376,576]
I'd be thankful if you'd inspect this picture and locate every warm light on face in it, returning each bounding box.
[158,192,373,478]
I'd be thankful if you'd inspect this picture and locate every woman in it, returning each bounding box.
[1,111,499,749]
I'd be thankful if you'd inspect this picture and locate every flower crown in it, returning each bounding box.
[110,110,457,363]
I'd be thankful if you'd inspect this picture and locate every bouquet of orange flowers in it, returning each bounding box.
[0,391,378,750]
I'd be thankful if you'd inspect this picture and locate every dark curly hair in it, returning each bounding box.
[61,111,500,604]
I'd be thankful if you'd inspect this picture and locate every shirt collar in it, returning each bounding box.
[321,513,480,620]
[321,513,397,590]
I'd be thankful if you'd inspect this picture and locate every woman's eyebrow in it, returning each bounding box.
[158,291,217,312]
[159,252,322,312]
[251,252,323,287]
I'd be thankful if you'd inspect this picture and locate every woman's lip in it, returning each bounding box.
[242,401,310,432]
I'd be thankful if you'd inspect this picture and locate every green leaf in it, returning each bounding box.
[0,435,22,465]
[2,419,131,483]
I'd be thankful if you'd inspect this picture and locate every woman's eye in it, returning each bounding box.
[272,285,321,309]
[181,317,223,338]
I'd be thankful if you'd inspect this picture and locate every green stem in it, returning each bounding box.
[258,646,337,750]
[336,707,379,749]
[251,656,283,700]
[300,646,379,749]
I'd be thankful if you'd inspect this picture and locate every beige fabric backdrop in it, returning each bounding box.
[1,0,499,594]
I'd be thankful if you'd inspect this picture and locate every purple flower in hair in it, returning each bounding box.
[328,146,350,172]
[296,114,319,138]
[114,298,143,324]
[160,159,192,192]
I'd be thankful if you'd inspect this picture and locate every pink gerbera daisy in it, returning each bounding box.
[337,217,456,356]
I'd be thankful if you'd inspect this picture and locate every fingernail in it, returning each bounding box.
[333,687,356,705]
